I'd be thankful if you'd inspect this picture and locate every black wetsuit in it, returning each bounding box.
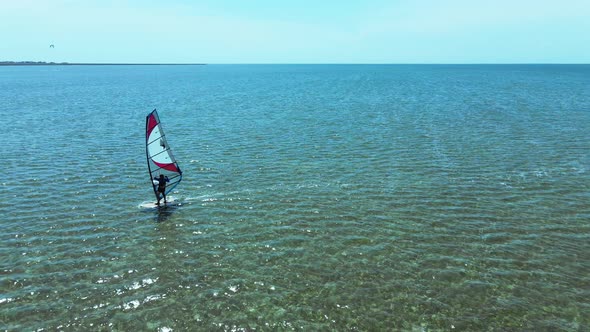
[154,176,170,195]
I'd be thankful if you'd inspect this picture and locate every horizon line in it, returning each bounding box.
[1,61,589,66]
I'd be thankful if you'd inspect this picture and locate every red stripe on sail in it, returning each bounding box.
[154,161,179,172]
[147,114,158,137]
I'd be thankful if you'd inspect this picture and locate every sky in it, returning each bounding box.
[1,0,589,63]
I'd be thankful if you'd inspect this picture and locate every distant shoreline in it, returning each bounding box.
[0,61,206,66]
[1,61,587,66]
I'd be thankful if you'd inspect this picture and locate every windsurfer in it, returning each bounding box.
[154,174,170,205]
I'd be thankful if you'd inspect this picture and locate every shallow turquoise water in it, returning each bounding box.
[1,64,589,331]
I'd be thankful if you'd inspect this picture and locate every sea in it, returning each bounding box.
[1,64,589,331]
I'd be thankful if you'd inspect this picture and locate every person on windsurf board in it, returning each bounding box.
[153,174,170,205]
[145,109,182,208]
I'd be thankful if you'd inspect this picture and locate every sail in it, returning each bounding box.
[146,109,182,200]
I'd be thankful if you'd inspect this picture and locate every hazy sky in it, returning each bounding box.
[2,0,589,63]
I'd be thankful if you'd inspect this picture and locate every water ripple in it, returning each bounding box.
[1,65,589,331]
